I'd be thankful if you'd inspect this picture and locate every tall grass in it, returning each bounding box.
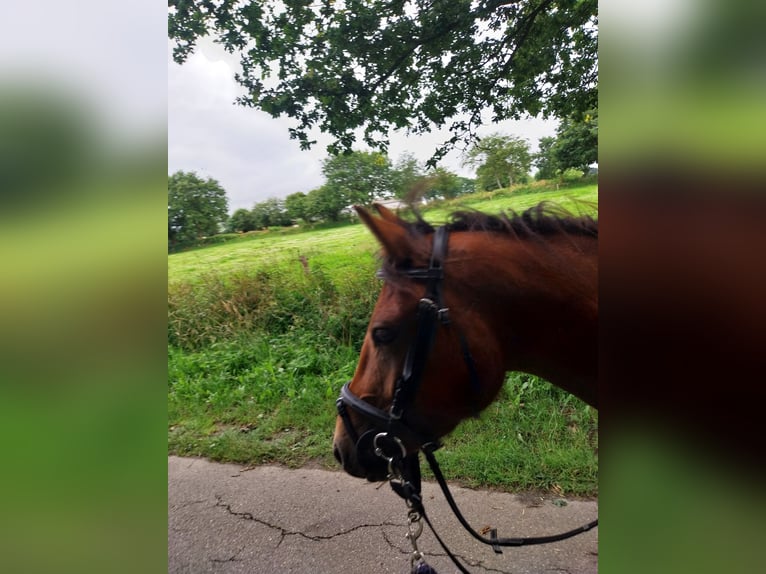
[168,260,380,466]
[438,374,598,494]
[169,261,379,350]
[168,332,359,467]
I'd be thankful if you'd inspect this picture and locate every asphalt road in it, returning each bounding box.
[169,456,598,574]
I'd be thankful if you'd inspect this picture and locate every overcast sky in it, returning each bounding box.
[168,39,559,214]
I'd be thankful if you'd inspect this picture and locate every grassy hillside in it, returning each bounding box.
[168,181,598,495]
[169,182,597,284]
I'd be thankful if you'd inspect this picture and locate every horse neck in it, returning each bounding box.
[450,232,598,407]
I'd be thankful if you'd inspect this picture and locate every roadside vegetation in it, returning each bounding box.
[168,181,598,496]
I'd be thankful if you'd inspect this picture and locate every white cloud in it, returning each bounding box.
[169,43,331,212]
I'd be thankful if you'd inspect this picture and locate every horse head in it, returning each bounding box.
[333,203,598,481]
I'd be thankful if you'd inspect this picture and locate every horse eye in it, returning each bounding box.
[371,327,397,345]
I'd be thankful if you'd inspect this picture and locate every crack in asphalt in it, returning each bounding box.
[211,494,587,573]
[214,494,401,548]
[170,499,207,510]
[210,546,245,564]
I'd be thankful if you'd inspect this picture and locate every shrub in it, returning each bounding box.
[560,168,585,183]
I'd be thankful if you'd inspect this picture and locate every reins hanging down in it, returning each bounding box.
[379,444,597,574]
[422,445,598,548]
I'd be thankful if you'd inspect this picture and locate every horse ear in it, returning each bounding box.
[355,205,413,262]
[372,202,403,225]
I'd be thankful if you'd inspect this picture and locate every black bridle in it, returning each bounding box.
[336,225,452,456]
[335,225,597,573]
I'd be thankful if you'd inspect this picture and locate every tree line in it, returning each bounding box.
[226,151,475,233]
[168,149,474,246]
[168,111,596,247]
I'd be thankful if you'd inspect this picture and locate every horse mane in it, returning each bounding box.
[377,202,597,284]
[409,201,598,239]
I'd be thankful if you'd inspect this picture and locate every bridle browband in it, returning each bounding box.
[335,224,597,573]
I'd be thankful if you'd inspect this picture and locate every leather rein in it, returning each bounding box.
[335,225,597,573]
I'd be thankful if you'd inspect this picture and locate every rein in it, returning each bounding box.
[335,225,598,573]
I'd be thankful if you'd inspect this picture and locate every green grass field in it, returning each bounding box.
[168,180,598,495]
[169,182,597,284]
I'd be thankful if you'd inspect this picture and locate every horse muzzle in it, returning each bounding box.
[335,381,441,481]
[332,428,390,481]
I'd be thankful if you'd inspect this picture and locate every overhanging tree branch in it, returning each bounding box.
[168,0,597,162]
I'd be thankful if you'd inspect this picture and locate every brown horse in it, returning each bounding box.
[333,202,597,481]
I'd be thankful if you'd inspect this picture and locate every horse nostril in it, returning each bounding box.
[333,445,343,465]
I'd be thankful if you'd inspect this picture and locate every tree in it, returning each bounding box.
[168,170,228,245]
[284,191,309,223]
[456,176,477,196]
[226,207,256,233]
[168,1,598,164]
[553,109,598,172]
[251,197,291,229]
[306,185,347,222]
[391,153,424,200]
[533,136,559,180]
[426,168,463,200]
[463,134,532,191]
[322,151,393,207]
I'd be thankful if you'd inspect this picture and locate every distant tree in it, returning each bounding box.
[322,151,394,206]
[456,176,476,195]
[284,192,309,223]
[391,153,424,200]
[397,167,465,204]
[463,134,532,191]
[426,168,463,200]
[553,110,598,172]
[250,201,268,229]
[168,171,228,246]
[251,197,291,229]
[534,136,560,180]
[226,208,257,233]
[306,185,346,222]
